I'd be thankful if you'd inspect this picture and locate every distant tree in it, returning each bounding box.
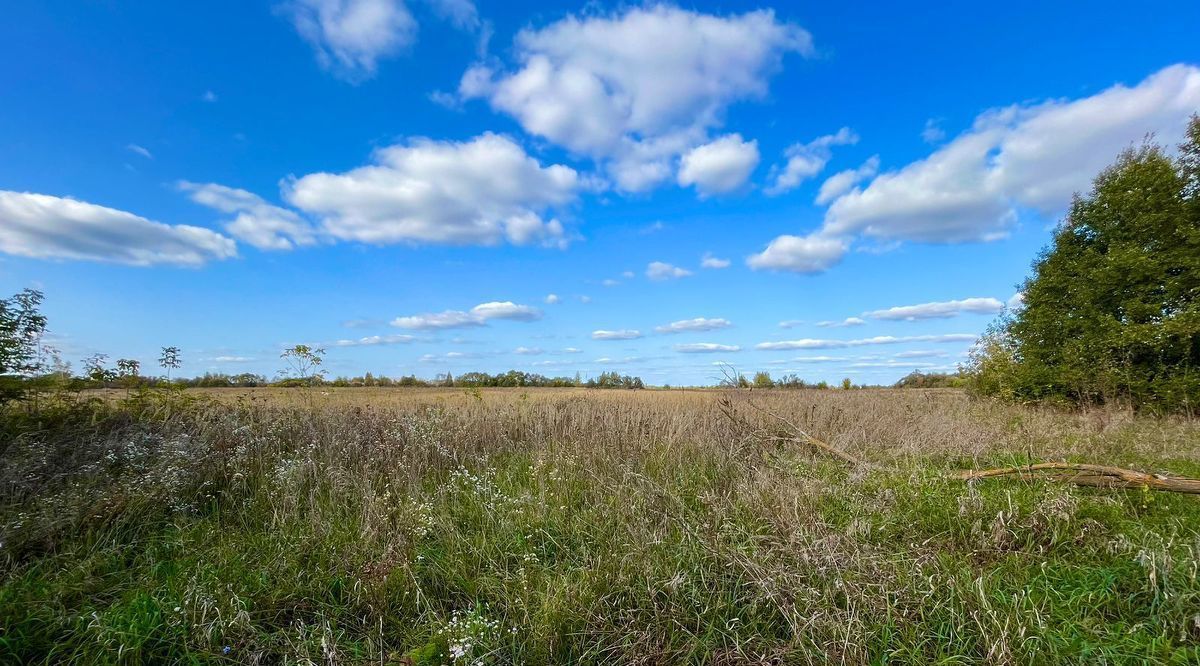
[753,371,775,389]
[841,377,853,390]
[0,288,48,402]
[83,354,116,384]
[969,119,1200,412]
[279,345,326,386]
[158,346,182,380]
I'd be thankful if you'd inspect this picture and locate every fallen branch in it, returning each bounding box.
[716,392,1200,494]
[955,462,1200,494]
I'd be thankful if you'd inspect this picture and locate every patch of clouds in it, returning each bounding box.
[592,329,642,341]
[286,133,578,248]
[815,317,866,328]
[765,127,857,195]
[391,300,542,329]
[921,118,946,144]
[126,144,153,159]
[646,261,693,281]
[865,297,1004,321]
[180,181,318,251]
[756,333,977,351]
[675,343,740,353]
[0,190,237,267]
[332,334,418,347]
[701,252,730,269]
[746,232,847,273]
[677,134,760,196]
[458,5,811,191]
[655,317,733,334]
[544,293,560,304]
[284,0,417,81]
[815,155,878,205]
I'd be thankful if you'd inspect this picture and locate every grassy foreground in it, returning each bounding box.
[2,387,1199,664]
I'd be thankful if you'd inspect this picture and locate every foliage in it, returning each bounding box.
[279,344,326,385]
[968,118,1200,412]
[895,370,967,389]
[0,289,48,403]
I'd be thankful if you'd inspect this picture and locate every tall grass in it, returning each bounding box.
[2,388,1198,663]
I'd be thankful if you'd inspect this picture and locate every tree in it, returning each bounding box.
[841,377,853,390]
[158,346,182,380]
[279,345,326,385]
[970,119,1200,412]
[0,289,48,402]
[753,371,775,388]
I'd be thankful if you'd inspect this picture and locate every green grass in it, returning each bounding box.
[2,390,1199,663]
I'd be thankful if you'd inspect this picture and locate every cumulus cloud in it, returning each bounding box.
[180,181,318,251]
[646,261,692,281]
[675,343,740,353]
[513,346,543,355]
[865,297,1004,321]
[592,329,642,340]
[459,5,810,191]
[815,155,879,205]
[749,64,1200,277]
[285,0,417,81]
[746,232,847,273]
[815,317,866,328]
[701,253,730,269]
[823,64,1200,244]
[544,293,560,304]
[391,300,542,329]
[921,118,946,144]
[655,317,733,334]
[0,191,237,266]
[286,133,578,248]
[756,333,977,350]
[765,127,857,195]
[677,134,760,196]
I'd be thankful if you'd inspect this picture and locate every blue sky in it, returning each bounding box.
[2,1,1198,385]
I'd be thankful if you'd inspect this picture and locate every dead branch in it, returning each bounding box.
[716,393,1200,494]
[955,462,1200,494]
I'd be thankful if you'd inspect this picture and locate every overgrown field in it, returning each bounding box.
[2,388,1199,664]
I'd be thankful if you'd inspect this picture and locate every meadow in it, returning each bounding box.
[2,386,1199,664]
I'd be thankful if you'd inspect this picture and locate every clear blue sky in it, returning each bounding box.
[2,1,1198,385]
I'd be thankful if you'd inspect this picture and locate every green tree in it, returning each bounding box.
[279,345,326,385]
[971,119,1200,411]
[0,289,49,402]
[158,346,182,381]
[752,371,775,388]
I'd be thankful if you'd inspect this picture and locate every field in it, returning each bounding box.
[2,387,1200,664]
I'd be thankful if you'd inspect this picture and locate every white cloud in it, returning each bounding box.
[701,253,730,269]
[126,144,153,159]
[1007,292,1025,310]
[459,6,810,191]
[894,350,946,359]
[0,191,237,267]
[815,155,878,205]
[592,329,642,340]
[180,181,318,251]
[286,133,578,247]
[593,356,643,364]
[865,297,1004,321]
[746,232,848,273]
[513,346,543,355]
[655,317,732,334]
[675,343,740,353]
[756,333,977,350]
[646,261,692,281]
[391,300,542,329]
[544,293,560,304]
[333,334,417,347]
[285,0,417,81]
[921,118,946,144]
[765,127,857,195]
[778,320,804,329]
[424,0,478,30]
[212,355,254,362]
[677,134,760,196]
[823,64,1200,244]
[815,317,866,328]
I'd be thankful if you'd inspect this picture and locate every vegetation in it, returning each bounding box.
[2,387,1199,664]
[969,117,1200,413]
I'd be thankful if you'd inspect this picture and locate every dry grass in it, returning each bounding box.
[2,387,1199,664]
